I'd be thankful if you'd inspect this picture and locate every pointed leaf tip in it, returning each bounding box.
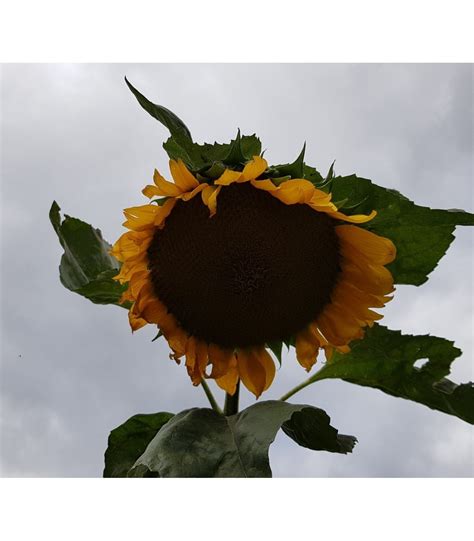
[124,77,193,142]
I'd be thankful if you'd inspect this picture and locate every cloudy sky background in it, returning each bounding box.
[1,63,472,477]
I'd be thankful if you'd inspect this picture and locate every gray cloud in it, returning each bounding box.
[1,64,472,477]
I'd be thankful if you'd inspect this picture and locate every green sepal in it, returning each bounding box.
[308,324,474,424]
[270,143,306,179]
[203,161,227,180]
[128,401,356,478]
[303,163,325,187]
[222,129,247,165]
[50,202,129,307]
[103,412,174,477]
[271,175,292,186]
[267,341,283,366]
[151,330,163,342]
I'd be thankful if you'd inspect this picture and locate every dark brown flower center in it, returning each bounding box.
[148,183,340,348]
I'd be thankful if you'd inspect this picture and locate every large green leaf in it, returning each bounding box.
[307,324,474,424]
[50,201,128,307]
[128,401,356,478]
[104,412,174,478]
[329,175,474,285]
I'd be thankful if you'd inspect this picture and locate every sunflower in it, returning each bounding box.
[111,155,396,398]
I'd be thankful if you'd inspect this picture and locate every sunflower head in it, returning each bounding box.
[112,82,396,398]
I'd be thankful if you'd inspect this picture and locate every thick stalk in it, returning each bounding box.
[200,379,223,414]
[224,381,240,416]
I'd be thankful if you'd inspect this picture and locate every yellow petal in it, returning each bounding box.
[154,198,176,228]
[142,184,162,199]
[251,179,278,192]
[185,337,208,385]
[123,204,160,231]
[238,347,275,398]
[152,168,182,197]
[330,209,377,224]
[240,156,268,181]
[169,159,199,192]
[318,306,365,346]
[337,225,397,265]
[110,230,153,261]
[208,343,235,379]
[215,356,239,395]
[273,179,315,204]
[114,259,148,284]
[128,310,148,332]
[214,169,243,186]
[295,324,321,371]
[180,183,207,201]
[201,185,221,216]
[340,261,395,296]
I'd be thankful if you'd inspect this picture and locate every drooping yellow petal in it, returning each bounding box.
[240,156,268,181]
[340,261,395,296]
[152,168,182,197]
[318,306,365,346]
[185,337,208,385]
[295,323,321,371]
[215,356,239,395]
[201,185,221,216]
[214,169,243,186]
[169,159,199,192]
[208,343,235,379]
[237,347,275,398]
[128,310,148,332]
[273,179,315,205]
[180,183,207,201]
[337,225,397,265]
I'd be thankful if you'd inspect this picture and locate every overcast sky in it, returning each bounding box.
[1,64,472,477]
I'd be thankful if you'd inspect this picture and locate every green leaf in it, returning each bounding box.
[282,408,357,453]
[125,77,192,142]
[104,412,174,478]
[49,201,128,307]
[129,401,355,478]
[329,175,474,285]
[309,324,474,424]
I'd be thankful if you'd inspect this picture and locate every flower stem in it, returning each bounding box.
[200,379,223,414]
[279,376,314,402]
[224,381,240,416]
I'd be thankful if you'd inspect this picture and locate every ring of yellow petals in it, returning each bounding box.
[111,156,396,398]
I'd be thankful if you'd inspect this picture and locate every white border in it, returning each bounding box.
[0,1,473,62]
[0,479,472,540]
